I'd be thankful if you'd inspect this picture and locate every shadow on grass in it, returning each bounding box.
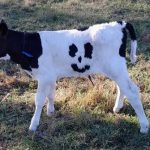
[0,100,150,150]
[0,101,34,149]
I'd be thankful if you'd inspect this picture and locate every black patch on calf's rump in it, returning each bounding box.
[71,64,90,73]
[117,21,137,41]
[126,23,137,41]
[119,28,127,57]
[69,44,78,57]
[84,42,93,59]
[117,21,123,25]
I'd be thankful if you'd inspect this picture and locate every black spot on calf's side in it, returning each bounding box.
[69,44,78,57]
[84,42,93,59]
[71,64,90,73]
[119,28,127,57]
[77,26,89,31]
[78,56,82,63]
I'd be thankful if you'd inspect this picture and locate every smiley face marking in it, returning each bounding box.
[71,64,90,73]
[69,42,93,73]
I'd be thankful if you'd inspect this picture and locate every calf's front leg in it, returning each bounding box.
[29,80,50,131]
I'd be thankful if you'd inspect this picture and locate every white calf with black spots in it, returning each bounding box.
[0,20,149,133]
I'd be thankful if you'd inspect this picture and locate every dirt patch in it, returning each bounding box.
[141,32,150,43]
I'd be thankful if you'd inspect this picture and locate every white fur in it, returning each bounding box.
[0,54,10,60]
[113,85,125,113]
[130,40,137,64]
[3,21,148,133]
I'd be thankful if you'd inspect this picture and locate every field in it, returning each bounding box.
[0,0,150,149]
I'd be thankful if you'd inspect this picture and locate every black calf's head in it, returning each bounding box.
[0,20,8,57]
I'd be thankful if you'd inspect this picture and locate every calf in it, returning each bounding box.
[0,20,149,133]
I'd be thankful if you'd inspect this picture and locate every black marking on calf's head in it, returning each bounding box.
[0,20,9,57]
[119,28,127,57]
[0,20,8,36]
[84,42,93,59]
[71,64,90,73]
[69,44,78,57]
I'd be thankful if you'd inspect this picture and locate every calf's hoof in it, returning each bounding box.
[29,123,38,132]
[113,106,123,113]
[140,124,149,134]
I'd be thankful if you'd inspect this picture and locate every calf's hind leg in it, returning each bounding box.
[113,84,125,113]
[114,75,149,133]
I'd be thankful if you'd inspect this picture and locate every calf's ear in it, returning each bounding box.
[0,19,8,36]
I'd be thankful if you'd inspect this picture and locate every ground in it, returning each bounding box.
[0,0,150,149]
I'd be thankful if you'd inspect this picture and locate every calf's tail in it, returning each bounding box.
[125,22,137,64]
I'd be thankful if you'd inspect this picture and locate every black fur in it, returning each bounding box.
[5,30,42,71]
[0,20,8,36]
[77,27,89,31]
[84,42,93,59]
[69,44,78,57]
[119,28,127,57]
[78,56,82,63]
[118,21,137,57]
[118,21,136,41]
[69,43,93,73]
[71,64,90,73]
[117,21,123,25]
[126,22,137,41]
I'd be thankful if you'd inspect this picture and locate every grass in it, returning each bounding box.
[0,0,150,149]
